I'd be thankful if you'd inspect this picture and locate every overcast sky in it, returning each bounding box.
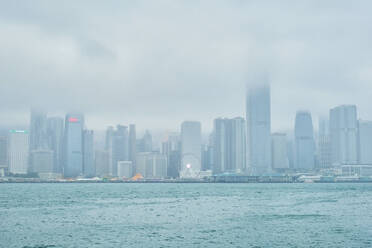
[1,0,372,133]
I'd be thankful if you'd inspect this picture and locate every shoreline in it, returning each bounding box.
[1,179,372,184]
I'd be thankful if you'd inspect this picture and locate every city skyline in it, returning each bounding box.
[1,1,372,179]
[2,2,372,247]
[3,82,372,179]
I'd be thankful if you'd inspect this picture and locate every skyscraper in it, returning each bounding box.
[201,144,210,171]
[47,117,64,173]
[129,124,137,173]
[287,138,295,169]
[271,133,289,171]
[111,125,129,176]
[63,113,84,178]
[180,121,202,178]
[147,153,167,178]
[29,109,48,172]
[246,83,271,175]
[105,126,114,175]
[30,149,54,175]
[162,132,181,178]
[213,117,246,174]
[206,133,215,172]
[294,111,315,170]
[358,120,372,165]
[330,105,358,166]
[8,130,29,175]
[105,126,115,151]
[318,118,331,168]
[0,136,7,176]
[138,130,152,152]
[105,125,129,176]
[29,109,48,150]
[168,150,181,178]
[135,152,167,179]
[95,150,110,177]
[83,130,95,177]
[213,119,226,174]
[117,161,133,178]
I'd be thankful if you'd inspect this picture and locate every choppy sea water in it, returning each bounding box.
[1,183,372,248]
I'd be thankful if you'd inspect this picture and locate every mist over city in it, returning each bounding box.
[1,1,372,132]
[1,1,372,248]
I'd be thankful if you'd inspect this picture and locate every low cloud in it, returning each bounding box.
[1,0,372,132]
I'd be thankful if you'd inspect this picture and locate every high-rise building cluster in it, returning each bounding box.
[0,111,96,179]
[1,83,372,179]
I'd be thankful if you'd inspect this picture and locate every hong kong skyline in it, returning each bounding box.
[2,2,372,248]
[1,1,372,131]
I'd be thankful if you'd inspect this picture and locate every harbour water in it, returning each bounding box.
[1,183,372,247]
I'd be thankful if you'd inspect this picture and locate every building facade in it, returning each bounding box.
[136,152,167,178]
[106,125,129,177]
[358,120,372,164]
[318,118,332,168]
[8,130,29,175]
[0,136,7,176]
[180,121,202,178]
[128,124,137,174]
[30,149,54,174]
[271,133,289,170]
[162,132,181,178]
[83,130,95,177]
[138,130,152,153]
[29,109,48,151]
[95,150,110,177]
[294,111,315,170]
[330,105,358,166]
[117,161,133,178]
[213,117,246,174]
[64,114,84,178]
[246,83,271,175]
[47,117,64,173]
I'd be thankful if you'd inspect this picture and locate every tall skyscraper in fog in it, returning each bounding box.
[180,121,201,178]
[64,114,84,177]
[246,83,271,175]
[83,130,95,177]
[287,139,295,169]
[129,124,137,172]
[318,118,331,168]
[205,133,215,171]
[114,125,129,176]
[294,111,315,170]
[138,130,152,152]
[95,150,110,177]
[213,117,246,174]
[47,117,64,173]
[330,105,358,166]
[30,109,48,150]
[162,132,181,178]
[106,125,129,176]
[29,109,49,172]
[8,130,29,175]
[271,133,289,170]
[105,126,114,175]
[213,119,225,174]
[358,120,372,164]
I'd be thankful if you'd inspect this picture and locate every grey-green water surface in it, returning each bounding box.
[1,183,372,247]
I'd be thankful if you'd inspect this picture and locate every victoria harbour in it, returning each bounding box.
[2,1,372,247]
[1,183,372,248]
